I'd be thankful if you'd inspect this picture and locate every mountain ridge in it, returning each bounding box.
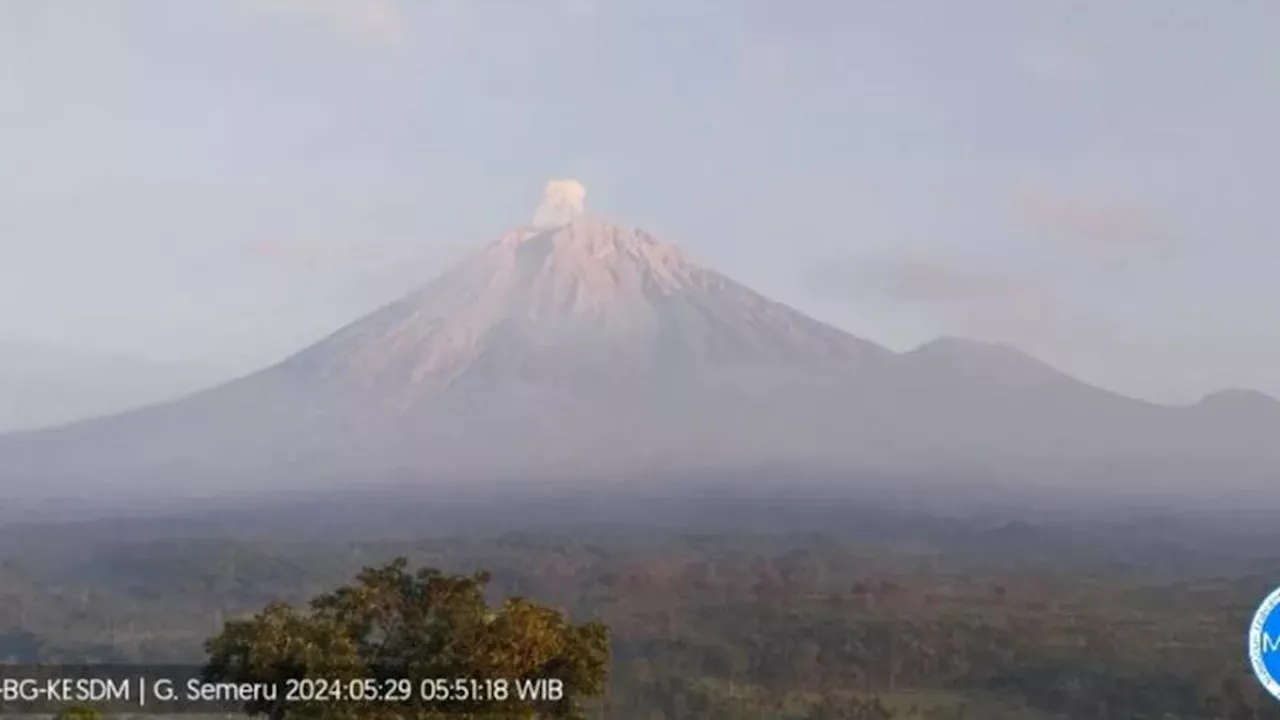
[276,215,893,407]
[1,215,1277,501]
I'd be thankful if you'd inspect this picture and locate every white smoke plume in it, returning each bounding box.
[532,179,587,228]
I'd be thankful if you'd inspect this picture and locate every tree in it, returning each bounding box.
[203,557,609,720]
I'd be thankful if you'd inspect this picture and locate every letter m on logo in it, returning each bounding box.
[1264,632,1280,654]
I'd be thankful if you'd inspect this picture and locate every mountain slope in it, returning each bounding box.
[0,217,893,490]
[0,216,1277,500]
[289,216,891,398]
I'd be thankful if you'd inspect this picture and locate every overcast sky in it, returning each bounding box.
[1,1,1277,404]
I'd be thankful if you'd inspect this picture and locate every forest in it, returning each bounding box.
[1,494,1277,719]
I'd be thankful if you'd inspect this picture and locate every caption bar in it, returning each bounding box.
[0,665,568,715]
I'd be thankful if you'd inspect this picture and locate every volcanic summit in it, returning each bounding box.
[1,184,1278,498]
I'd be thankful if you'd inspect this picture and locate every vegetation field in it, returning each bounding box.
[1,501,1277,719]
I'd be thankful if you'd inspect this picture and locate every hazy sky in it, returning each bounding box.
[2,1,1278,404]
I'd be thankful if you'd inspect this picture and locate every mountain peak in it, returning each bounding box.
[498,215,694,295]
[1196,388,1280,411]
[904,336,1073,387]
[911,336,1051,368]
[283,215,888,408]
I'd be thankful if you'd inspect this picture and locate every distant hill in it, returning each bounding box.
[0,341,224,432]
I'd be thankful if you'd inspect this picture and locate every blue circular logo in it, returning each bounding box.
[1249,586,1280,700]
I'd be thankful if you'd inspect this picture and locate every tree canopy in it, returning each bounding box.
[202,557,609,720]
[54,705,102,720]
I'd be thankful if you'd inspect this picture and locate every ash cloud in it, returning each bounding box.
[532,180,587,228]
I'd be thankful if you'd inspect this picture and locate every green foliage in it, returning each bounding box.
[202,558,609,720]
[7,511,1280,719]
[54,704,102,720]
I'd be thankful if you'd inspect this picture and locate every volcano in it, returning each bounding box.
[1,213,1278,500]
